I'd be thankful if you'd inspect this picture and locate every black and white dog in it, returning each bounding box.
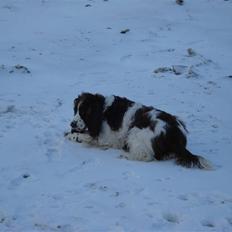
[65,92,211,169]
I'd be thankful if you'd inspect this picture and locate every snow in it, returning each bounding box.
[0,0,232,231]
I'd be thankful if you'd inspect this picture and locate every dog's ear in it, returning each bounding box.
[73,98,79,115]
[82,94,104,138]
[73,93,88,115]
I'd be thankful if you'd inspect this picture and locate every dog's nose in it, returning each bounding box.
[70,121,77,128]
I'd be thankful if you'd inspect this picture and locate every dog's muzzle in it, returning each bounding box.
[70,115,88,133]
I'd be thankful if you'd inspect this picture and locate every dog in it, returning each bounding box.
[65,92,211,169]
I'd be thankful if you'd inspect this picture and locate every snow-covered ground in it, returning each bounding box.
[0,0,232,231]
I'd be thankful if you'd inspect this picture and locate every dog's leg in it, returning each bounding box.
[65,131,99,146]
[76,133,95,144]
[126,151,153,162]
[124,128,154,162]
[82,135,111,149]
[119,145,154,162]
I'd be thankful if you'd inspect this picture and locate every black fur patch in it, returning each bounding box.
[157,111,187,132]
[75,93,105,138]
[130,106,154,129]
[151,111,188,162]
[104,96,133,131]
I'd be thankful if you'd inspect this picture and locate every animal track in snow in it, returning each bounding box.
[43,131,65,161]
[8,173,32,190]
[227,218,232,226]
[8,176,25,190]
[34,222,73,232]
[163,212,180,224]
[178,194,189,201]
[201,219,215,228]
[0,64,31,75]
[120,54,132,61]
[115,202,126,208]
[122,171,140,180]
[84,182,108,192]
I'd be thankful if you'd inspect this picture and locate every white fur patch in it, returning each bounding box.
[198,156,213,170]
[126,127,154,161]
[148,110,167,137]
[148,109,161,120]
[177,119,187,136]
[153,119,167,137]
[104,95,115,110]
[77,99,83,109]
[122,103,143,129]
[73,113,86,130]
[65,132,79,141]
[97,122,122,148]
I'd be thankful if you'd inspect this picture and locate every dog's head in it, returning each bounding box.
[70,92,105,137]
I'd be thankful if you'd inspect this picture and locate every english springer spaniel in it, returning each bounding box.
[65,92,211,169]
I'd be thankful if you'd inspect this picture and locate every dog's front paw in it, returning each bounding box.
[64,131,82,143]
[119,153,129,160]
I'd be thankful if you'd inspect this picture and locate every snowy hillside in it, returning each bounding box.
[0,0,232,231]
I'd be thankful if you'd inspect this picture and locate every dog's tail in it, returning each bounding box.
[175,148,212,170]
